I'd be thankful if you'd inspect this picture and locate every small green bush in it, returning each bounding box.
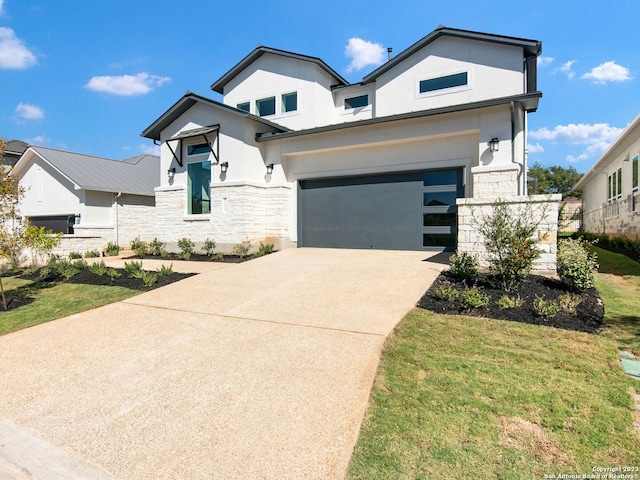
[558,292,581,314]
[104,242,120,257]
[255,242,275,257]
[177,237,195,260]
[148,238,166,257]
[496,294,523,310]
[124,260,144,278]
[157,263,174,276]
[532,296,559,317]
[203,239,216,256]
[84,249,101,258]
[432,282,459,302]
[461,286,489,310]
[231,239,251,258]
[140,270,158,287]
[72,259,88,269]
[557,237,598,291]
[40,255,73,280]
[130,237,148,256]
[106,268,122,282]
[448,251,478,282]
[213,252,224,262]
[89,260,108,276]
[68,251,83,260]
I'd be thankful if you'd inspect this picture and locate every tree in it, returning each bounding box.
[528,162,583,198]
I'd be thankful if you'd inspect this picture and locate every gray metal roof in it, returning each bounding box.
[141,91,289,142]
[23,146,160,196]
[210,46,349,94]
[363,26,541,84]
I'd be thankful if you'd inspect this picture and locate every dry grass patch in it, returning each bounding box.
[498,416,571,465]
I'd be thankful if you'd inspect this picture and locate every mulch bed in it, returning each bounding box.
[418,272,604,333]
[64,268,194,290]
[127,253,256,263]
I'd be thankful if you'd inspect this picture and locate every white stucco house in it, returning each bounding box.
[13,146,159,254]
[574,112,640,236]
[140,25,559,266]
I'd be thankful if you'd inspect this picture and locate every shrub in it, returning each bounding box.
[477,200,544,291]
[557,237,598,292]
[84,249,101,258]
[72,259,88,269]
[448,251,478,282]
[496,294,523,310]
[124,260,144,278]
[231,239,251,258]
[24,225,62,267]
[177,237,195,260]
[140,270,158,287]
[89,260,108,276]
[106,268,122,282]
[157,263,174,276]
[203,239,216,256]
[130,237,148,256]
[432,281,459,302]
[532,296,559,317]
[104,242,120,257]
[213,252,224,262]
[68,251,83,260]
[148,238,166,257]
[558,293,582,314]
[255,242,275,257]
[40,255,73,280]
[461,286,489,310]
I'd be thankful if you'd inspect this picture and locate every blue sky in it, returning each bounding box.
[0,0,637,173]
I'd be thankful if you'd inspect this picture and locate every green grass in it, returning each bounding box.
[348,248,640,479]
[0,275,139,336]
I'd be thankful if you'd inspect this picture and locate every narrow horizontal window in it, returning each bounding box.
[187,143,210,156]
[237,102,250,112]
[256,97,276,117]
[344,94,369,109]
[282,92,297,112]
[419,72,468,94]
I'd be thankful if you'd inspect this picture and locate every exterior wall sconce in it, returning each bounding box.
[167,167,176,179]
[220,162,229,173]
[488,138,500,153]
[266,164,274,174]
[74,213,81,224]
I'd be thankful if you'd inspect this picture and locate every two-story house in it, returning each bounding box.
[142,25,546,253]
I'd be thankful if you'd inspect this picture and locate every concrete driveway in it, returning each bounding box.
[0,248,447,479]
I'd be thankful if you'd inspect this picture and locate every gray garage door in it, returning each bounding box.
[298,168,463,250]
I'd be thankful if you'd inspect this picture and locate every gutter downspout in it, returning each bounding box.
[510,101,521,195]
[114,192,122,246]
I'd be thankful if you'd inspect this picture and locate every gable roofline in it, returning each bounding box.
[362,25,542,84]
[574,112,640,191]
[13,146,160,196]
[256,92,542,142]
[210,46,349,94]
[141,91,290,142]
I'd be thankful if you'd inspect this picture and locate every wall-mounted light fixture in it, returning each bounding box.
[74,213,81,224]
[220,162,229,173]
[488,138,500,153]
[167,167,176,179]
[266,164,274,174]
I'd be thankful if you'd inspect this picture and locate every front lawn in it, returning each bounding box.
[348,248,640,479]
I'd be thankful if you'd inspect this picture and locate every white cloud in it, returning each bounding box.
[345,37,386,73]
[527,143,544,153]
[581,61,631,84]
[537,56,554,67]
[0,0,5,16]
[85,72,171,96]
[15,102,44,120]
[26,135,48,145]
[140,144,160,156]
[0,27,37,69]
[530,122,624,163]
[554,60,576,79]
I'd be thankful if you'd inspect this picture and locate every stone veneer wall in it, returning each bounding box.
[471,166,519,199]
[155,183,292,251]
[583,192,640,237]
[457,194,561,274]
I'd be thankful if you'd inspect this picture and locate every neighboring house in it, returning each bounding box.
[12,146,160,254]
[2,140,28,167]
[141,25,558,267]
[574,112,640,236]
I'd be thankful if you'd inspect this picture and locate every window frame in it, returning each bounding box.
[187,160,212,215]
[344,94,369,110]
[237,102,250,113]
[281,91,298,113]
[256,96,276,117]
[418,71,470,97]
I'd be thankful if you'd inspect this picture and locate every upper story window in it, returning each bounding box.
[282,92,298,113]
[608,167,623,200]
[419,72,468,94]
[237,102,250,112]
[256,96,276,117]
[187,143,210,156]
[345,94,369,109]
